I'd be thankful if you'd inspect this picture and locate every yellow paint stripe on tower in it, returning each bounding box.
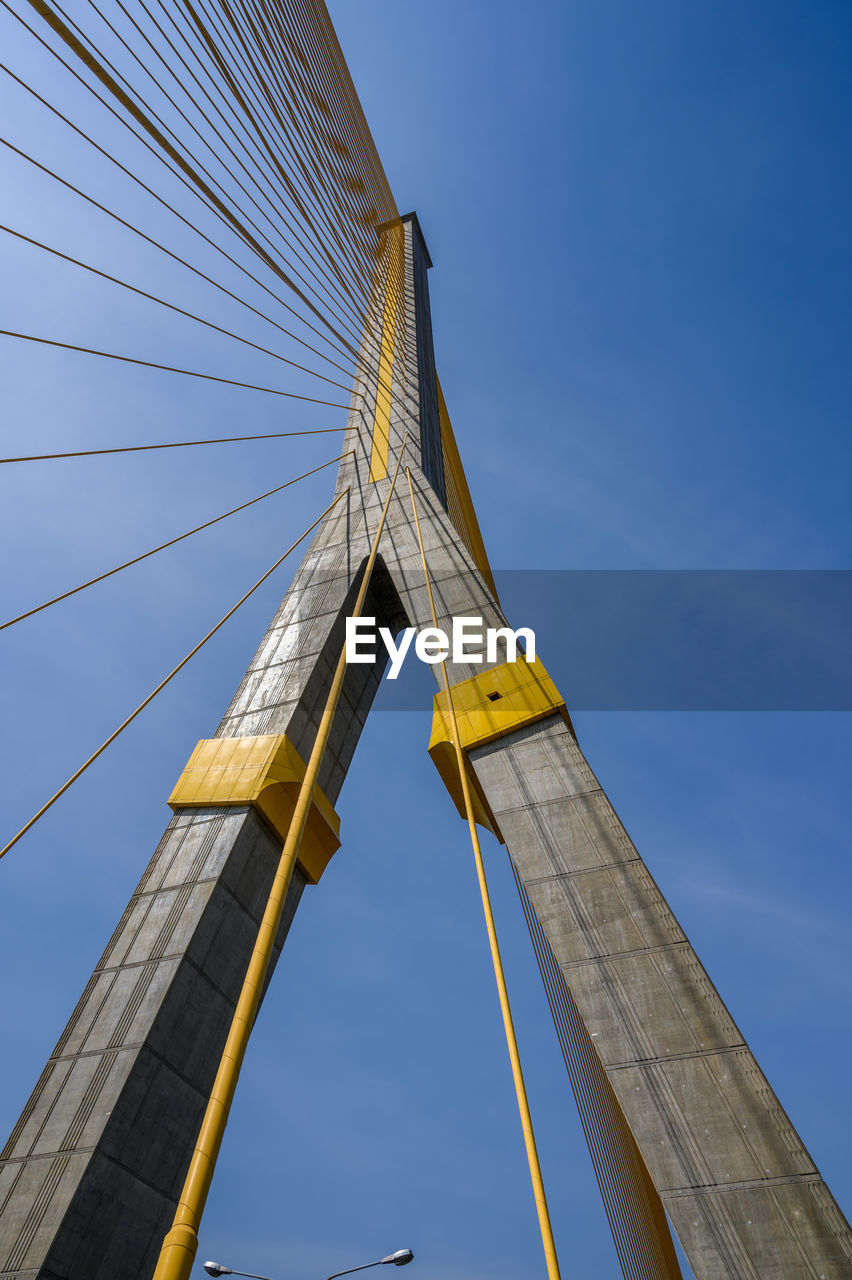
[369,223,403,481]
[436,375,499,598]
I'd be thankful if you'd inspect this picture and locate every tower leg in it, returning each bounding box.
[0,472,506,1279]
[467,714,852,1279]
[3,199,850,1280]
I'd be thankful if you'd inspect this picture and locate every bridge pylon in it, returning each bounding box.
[1,211,850,1280]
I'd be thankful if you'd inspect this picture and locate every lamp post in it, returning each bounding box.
[328,1250,415,1279]
[202,1266,273,1279]
[203,1248,414,1280]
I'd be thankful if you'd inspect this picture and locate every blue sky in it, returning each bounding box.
[1,1,851,1277]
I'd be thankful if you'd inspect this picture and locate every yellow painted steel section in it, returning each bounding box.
[368,222,404,482]
[436,376,499,598]
[151,442,409,1280]
[406,470,563,1280]
[168,734,340,885]
[428,656,573,833]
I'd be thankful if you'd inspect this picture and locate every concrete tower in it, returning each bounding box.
[1,213,850,1280]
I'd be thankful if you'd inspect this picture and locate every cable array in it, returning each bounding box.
[0,427,347,465]
[1,452,350,630]
[2,0,412,422]
[0,487,349,863]
[1,6,694,1275]
[0,0,414,850]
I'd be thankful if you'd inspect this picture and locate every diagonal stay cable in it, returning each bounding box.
[15,0,359,357]
[302,0,397,221]
[404,467,563,1280]
[149,437,408,1280]
[283,0,393,224]
[81,0,370,318]
[0,224,352,393]
[0,331,350,406]
[0,451,351,630]
[216,0,379,316]
[179,0,376,332]
[54,0,370,347]
[0,130,355,381]
[1,28,418,432]
[0,123,417,424]
[0,60,354,368]
[140,0,384,340]
[235,0,388,305]
[0,427,346,464]
[0,48,416,422]
[0,486,349,863]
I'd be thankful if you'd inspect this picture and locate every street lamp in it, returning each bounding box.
[328,1250,414,1279]
[203,1248,414,1280]
[202,1265,273,1280]
[202,1266,273,1279]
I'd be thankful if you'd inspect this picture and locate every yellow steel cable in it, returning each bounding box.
[11,0,358,359]
[0,131,410,421]
[27,0,424,435]
[0,64,355,370]
[0,428,346,464]
[60,0,349,325]
[1,225,353,394]
[0,130,356,379]
[302,0,397,220]
[3,14,412,424]
[135,0,378,349]
[405,468,563,1280]
[151,436,409,1280]
[272,0,379,221]
[34,0,362,345]
[142,0,380,321]
[3,23,413,419]
[178,0,378,342]
[0,452,351,631]
[81,0,374,341]
[5,1,413,412]
[265,0,385,251]
[227,0,383,300]
[189,0,375,267]
[208,0,383,253]
[0,331,349,406]
[292,0,395,221]
[0,490,347,864]
[67,0,375,359]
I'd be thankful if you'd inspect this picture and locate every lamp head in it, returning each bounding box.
[203,1264,233,1277]
[381,1250,414,1267]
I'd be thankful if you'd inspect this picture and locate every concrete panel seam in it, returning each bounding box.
[607,1043,749,1071]
[660,1172,823,1198]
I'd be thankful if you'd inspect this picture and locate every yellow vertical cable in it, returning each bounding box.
[405,468,563,1280]
[151,441,408,1280]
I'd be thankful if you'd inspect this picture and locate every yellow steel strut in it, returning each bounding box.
[405,468,563,1280]
[151,443,408,1280]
